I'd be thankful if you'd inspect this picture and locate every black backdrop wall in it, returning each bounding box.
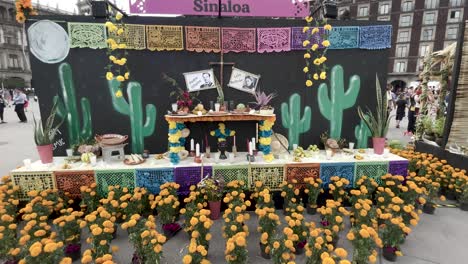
[27,16,390,155]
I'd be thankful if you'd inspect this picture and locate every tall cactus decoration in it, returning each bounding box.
[108,79,157,154]
[318,65,360,139]
[281,93,312,149]
[355,118,371,148]
[53,63,92,147]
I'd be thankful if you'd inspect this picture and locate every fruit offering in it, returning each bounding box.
[307,144,319,152]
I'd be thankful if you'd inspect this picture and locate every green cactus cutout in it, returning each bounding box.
[355,118,371,148]
[318,65,361,139]
[281,93,312,149]
[108,79,157,154]
[53,63,93,147]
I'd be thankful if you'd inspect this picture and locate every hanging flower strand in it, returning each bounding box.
[105,12,130,97]
[302,15,332,88]
[15,0,37,23]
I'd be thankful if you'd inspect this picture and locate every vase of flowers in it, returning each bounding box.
[165,73,198,113]
[358,75,391,155]
[199,176,224,220]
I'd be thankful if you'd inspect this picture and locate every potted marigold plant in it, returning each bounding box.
[180,186,207,235]
[455,173,468,211]
[328,176,349,203]
[319,248,350,264]
[318,199,349,246]
[198,176,225,220]
[222,190,251,239]
[21,240,70,264]
[349,197,376,228]
[378,213,406,262]
[421,177,442,215]
[183,238,209,264]
[84,208,115,259]
[286,211,308,255]
[347,225,381,264]
[187,209,213,250]
[305,227,328,264]
[0,211,19,264]
[304,177,323,215]
[280,181,300,215]
[270,232,296,264]
[119,187,149,220]
[80,183,99,214]
[225,232,248,264]
[354,176,378,199]
[152,182,181,238]
[53,208,85,261]
[257,207,280,259]
[33,101,63,163]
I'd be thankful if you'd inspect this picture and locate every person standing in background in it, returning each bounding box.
[386,84,395,112]
[406,88,416,135]
[0,95,6,123]
[13,89,27,123]
[395,94,407,129]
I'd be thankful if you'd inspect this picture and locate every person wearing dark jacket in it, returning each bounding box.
[395,94,407,128]
[0,95,6,123]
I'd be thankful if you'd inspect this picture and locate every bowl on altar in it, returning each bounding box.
[95,134,128,146]
[163,150,189,160]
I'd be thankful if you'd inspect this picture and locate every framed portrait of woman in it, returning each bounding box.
[228,67,260,94]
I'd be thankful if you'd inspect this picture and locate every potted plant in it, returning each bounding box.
[433,117,445,145]
[317,199,350,247]
[80,183,100,215]
[257,207,280,259]
[304,177,323,215]
[358,75,391,155]
[251,90,277,115]
[347,226,381,264]
[270,232,296,263]
[378,213,405,262]
[421,177,441,215]
[422,116,435,141]
[280,181,299,215]
[151,182,181,238]
[225,232,249,264]
[198,176,225,220]
[457,174,468,211]
[285,211,307,255]
[180,186,208,236]
[84,208,115,260]
[328,176,349,203]
[183,238,209,264]
[305,227,328,263]
[53,209,85,261]
[33,101,63,163]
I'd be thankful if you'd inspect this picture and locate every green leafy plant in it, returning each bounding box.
[433,117,445,138]
[357,75,391,138]
[33,101,63,146]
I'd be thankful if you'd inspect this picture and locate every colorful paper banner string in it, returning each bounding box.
[291,27,325,50]
[329,26,359,50]
[108,24,146,50]
[222,27,256,53]
[185,26,221,53]
[146,25,184,51]
[257,27,291,53]
[68,22,108,49]
[359,25,392,50]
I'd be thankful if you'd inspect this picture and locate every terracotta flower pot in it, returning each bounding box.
[37,144,53,164]
[209,201,221,220]
[372,137,385,155]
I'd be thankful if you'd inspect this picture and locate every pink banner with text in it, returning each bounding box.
[129,0,309,18]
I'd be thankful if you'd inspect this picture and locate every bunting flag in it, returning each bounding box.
[108,24,146,50]
[146,25,184,51]
[359,25,393,50]
[329,26,360,50]
[68,22,107,49]
[257,27,291,53]
[291,27,326,50]
[222,27,256,53]
[185,26,221,53]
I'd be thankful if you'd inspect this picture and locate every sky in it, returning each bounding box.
[36,0,129,13]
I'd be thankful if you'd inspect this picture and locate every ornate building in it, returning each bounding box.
[336,0,468,89]
[0,0,71,89]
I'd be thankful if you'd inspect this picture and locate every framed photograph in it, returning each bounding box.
[183,69,217,92]
[228,67,260,94]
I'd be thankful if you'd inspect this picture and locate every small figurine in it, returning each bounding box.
[210,123,235,160]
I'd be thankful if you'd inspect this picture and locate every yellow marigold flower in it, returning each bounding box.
[323,257,335,264]
[322,40,331,47]
[117,28,124,35]
[116,75,125,82]
[306,80,313,87]
[303,40,310,47]
[44,242,58,253]
[124,72,130,80]
[335,248,348,258]
[320,72,327,80]
[29,246,42,257]
[106,72,114,81]
[311,44,319,51]
[346,232,355,241]
[313,73,319,80]
[116,12,123,20]
[182,255,192,264]
[273,241,280,249]
[324,24,332,31]
[304,53,311,59]
[34,230,46,237]
[303,26,309,33]
[305,16,313,23]
[303,67,309,73]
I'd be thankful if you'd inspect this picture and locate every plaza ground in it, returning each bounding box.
[1,101,465,264]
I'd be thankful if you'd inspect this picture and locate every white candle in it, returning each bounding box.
[190,139,194,151]
[196,143,200,157]
[252,137,256,150]
[171,103,178,112]
[233,135,236,146]
[215,103,221,112]
[249,141,253,155]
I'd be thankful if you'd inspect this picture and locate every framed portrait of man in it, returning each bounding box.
[228,67,260,94]
[183,69,217,92]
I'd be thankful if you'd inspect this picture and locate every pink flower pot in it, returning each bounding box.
[372,137,386,155]
[209,201,221,220]
[37,144,53,164]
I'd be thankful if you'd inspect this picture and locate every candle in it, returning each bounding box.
[196,143,200,157]
[252,137,256,150]
[256,123,259,143]
[190,139,194,151]
[233,135,236,146]
[249,141,253,155]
